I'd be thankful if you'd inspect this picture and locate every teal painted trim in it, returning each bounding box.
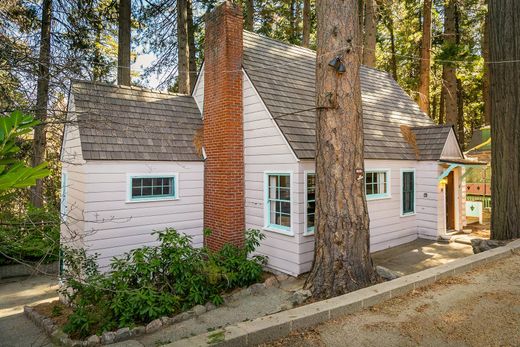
[437,164,458,180]
[267,223,291,232]
[366,192,391,200]
[400,169,416,216]
[365,169,391,200]
[128,175,177,201]
[304,171,316,236]
[264,172,293,236]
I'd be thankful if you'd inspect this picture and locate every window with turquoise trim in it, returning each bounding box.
[267,174,291,230]
[306,173,316,233]
[365,170,389,198]
[402,171,415,214]
[131,176,176,200]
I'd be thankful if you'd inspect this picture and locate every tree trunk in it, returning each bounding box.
[30,0,52,208]
[244,0,254,31]
[388,15,398,82]
[302,0,311,47]
[362,0,377,67]
[455,5,464,148]
[439,82,445,124]
[417,0,432,115]
[289,0,296,42]
[187,0,197,91]
[482,7,491,125]
[177,0,190,94]
[489,0,520,240]
[305,0,379,299]
[442,0,458,129]
[457,78,464,148]
[117,0,131,86]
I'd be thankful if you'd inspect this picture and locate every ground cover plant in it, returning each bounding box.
[60,228,267,338]
[0,207,60,265]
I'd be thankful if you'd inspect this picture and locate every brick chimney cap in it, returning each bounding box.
[205,0,243,19]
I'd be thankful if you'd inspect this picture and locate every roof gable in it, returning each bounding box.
[242,31,441,160]
[70,81,202,161]
[440,128,464,159]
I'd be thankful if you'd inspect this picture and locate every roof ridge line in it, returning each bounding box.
[71,79,191,97]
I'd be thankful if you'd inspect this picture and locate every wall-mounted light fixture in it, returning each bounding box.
[328,56,346,73]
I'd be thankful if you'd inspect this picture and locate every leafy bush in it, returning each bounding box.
[0,207,60,265]
[60,228,267,338]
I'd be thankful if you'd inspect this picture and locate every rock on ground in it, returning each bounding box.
[471,239,508,254]
[291,289,312,305]
[376,266,400,280]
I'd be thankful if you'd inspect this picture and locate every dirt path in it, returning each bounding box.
[264,252,520,347]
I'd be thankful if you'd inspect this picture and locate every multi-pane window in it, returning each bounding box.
[267,174,291,230]
[306,173,316,234]
[130,176,176,200]
[402,170,415,215]
[365,170,390,199]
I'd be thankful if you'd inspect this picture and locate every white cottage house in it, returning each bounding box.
[61,2,479,275]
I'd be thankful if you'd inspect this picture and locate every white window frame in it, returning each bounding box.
[126,173,179,203]
[304,171,315,236]
[60,171,68,222]
[400,168,416,216]
[365,169,391,200]
[263,171,293,236]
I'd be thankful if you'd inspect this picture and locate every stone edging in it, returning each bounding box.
[24,301,218,346]
[165,239,520,347]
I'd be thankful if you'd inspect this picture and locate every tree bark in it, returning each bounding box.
[442,0,458,129]
[439,81,445,124]
[482,7,491,125]
[417,0,432,115]
[457,78,464,148]
[187,0,197,91]
[489,0,520,240]
[244,0,254,31]
[455,5,464,148]
[305,0,379,299]
[30,0,52,208]
[388,14,398,82]
[362,0,377,67]
[117,0,131,86]
[177,0,190,94]
[302,0,311,47]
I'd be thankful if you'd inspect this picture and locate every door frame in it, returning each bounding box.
[442,166,461,233]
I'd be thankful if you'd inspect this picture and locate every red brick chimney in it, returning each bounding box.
[203,1,244,250]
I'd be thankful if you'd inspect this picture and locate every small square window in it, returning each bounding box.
[130,175,176,201]
[365,170,390,199]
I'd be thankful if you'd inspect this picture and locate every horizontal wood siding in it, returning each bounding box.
[61,163,86,250]
[81,161,204,267]
[243,72,303,276]
[61,96,85,165]
[193,65,204,112]
[298,159,440,273]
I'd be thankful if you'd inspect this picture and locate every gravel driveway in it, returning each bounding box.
[264,252,520,347]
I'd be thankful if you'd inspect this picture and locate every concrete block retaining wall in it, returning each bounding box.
[0,261,59,280]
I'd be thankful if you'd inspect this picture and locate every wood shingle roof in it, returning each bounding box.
[71,81,202,161]
[242,31,449,160]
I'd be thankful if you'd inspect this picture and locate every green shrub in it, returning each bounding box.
[60,228,267,338]
[0,207,60,265]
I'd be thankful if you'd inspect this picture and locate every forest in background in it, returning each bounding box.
[0,0,490,263]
